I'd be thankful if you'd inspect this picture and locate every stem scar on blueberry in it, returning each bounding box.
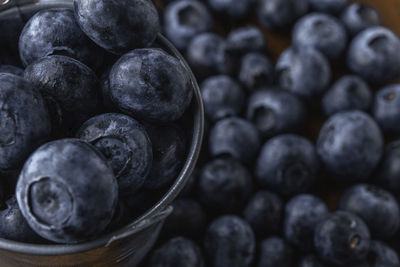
[350,235,360,249]
[384,92,396,101]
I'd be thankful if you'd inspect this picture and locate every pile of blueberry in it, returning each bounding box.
[0,0,195,244]
[147,0,400,266]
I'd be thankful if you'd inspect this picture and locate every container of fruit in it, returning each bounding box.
[0,0,204,266]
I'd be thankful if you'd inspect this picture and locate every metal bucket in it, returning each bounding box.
[0,1,204,266]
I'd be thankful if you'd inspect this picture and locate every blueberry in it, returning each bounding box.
[257,237,295,267]
[373,84,400,136]
[198,158,253,213]
[226,26,266,56]
[340,3,380,36]
[314,211,371,266]
[375,140,400,194]
[339,184,400,239]
[164,0,214,50]
[369,240,400,266]
[109,48,192,122]
[76,113,152,195]
[150,237,204,267]
[255,134,319,196]
[0,73,51,170]
[201,75,245,122]
[207,0,255,21]
[322,75,372,117]
[186,33,227,80]
[239,52,274,90]
[204,215,255,267]
[309,0,347,14]
[347,26,400,85]
[243,190,283,237]
[317,111,383,181]
[0,196,43,243]
[19,8,103,70]
[0,65,24,76]
[298,254,326,267]
[246,89,307,139]
[162,199,207,239]
[23,55,101,134]
[292,13,348,60]
[276,47,331,99]
[209,117,260,163]
[16,139,118,243]
[73,0,160,54]
[257,0,309,30]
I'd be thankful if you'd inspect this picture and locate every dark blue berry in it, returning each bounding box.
[225,26,266,55]
[369,240,400,266]
[257,237,295,267]
[0,65,23,76]
[109,48,192,122]
[198,158,253,213]
[150,237,204,267]
[204,215,255,267]
[76,113,152,195]
[314,211,371,266]
[322,75,372,117]
[201,75,245,122]
[0,73,51,170]
[23,55,102,134]
[276,47,331,99]
[19,8,103,70]
[243,190,283,237]
[209,117,260,163]
[255,134,319,196]
[246,89,307,139]
[347,26,400,85]
[292,13,348,60]
[309,0,348,14]
[373,84,400,136]
[340,3,380,36]
[298,254,326,267]
[339,184,400,239]
[284,194,329,251]
[375,140,400,194]
[163,0,214,50]
[207,0,255,20]
[16,139,118,243]
[143,123,186,190]
[238,52,274,90]
[317,111,383,181]
[257,0,309,30]
[73,0,160,54]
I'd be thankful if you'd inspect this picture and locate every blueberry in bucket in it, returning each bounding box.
[16,139,118,243]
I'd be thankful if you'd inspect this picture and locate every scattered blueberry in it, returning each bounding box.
[16,139,118,243]
[76,113,153,195]
[255,134,319,196]
[73,0,160,54]
[207,0,255,21]
[0,65,24,76]
[292,13,348,60]
[204,215,255,267]
[23,55,101,134]
[339,184,400,239]
[317,110,383,181]
[163,0,214,50]
[373,84,400,136]
[369,240,400,266]
[243,190,283,238]
[298,254,326,267]
[257,237,295,267]
[276,47,331,99]
[201,75,245,122]
[314,211,371,266]
[246,89,307,139]
[257,0,309,30]
[198,158,253,213]
[340,3,380,36]
[225,26,266,56]
[109,48,192,122]
[238,52,274,90]
[0,73,51,170]
[322,75,372,117]
[150,237,204,267]
[375,140,400,194]
[209,117,260,163]
[19,8,103,70]
[309,0,348,14]
[347,26,400,85]
[284,194,329,251]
